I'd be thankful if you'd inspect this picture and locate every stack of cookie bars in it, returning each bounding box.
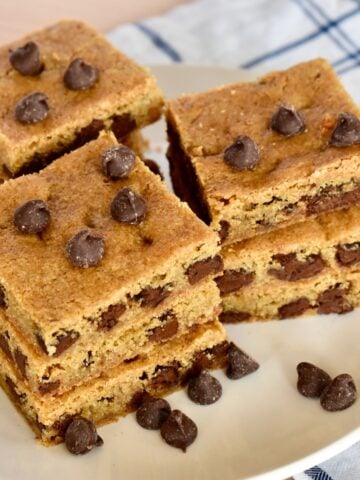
[0,21,227,445]
[167,58,360,321]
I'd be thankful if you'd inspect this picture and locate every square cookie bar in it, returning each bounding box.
[0,132,223,389]
[0,20,163,175]
[167,58,360,244]
[217,205,360,322]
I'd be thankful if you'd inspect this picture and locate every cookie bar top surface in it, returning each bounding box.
[0,21,161,152]
[0,133,218,326]
[167,58,360,196]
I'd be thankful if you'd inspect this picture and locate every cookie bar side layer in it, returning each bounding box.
[0,321,227,445]
[0,20,164,174]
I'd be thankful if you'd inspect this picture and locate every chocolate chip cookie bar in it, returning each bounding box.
[166,58,360,244]
[0,320,227,445]
[0,132,223,389]
[217,204,360,322]
[0,20,163,176]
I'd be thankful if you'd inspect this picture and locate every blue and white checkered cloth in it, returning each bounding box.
[108,1,360,478]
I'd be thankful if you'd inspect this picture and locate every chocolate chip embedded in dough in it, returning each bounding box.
[9,41,43,76]
[186,255,223,285]
[317,286,353,314]
[147,315,179,342]
[219,310,251,323]
[160,410,197,452]
[268,253,325,282]
[66,230,105,268]
[320,374,357,411]
[216,269,254,295]
[336,243,360,267]
[278,297,311,319]
[54,330,80,356]
[102,145,136,180]
[63,58,99,91]
[14,199,50,234]
[329,112,360,147]
[270,103,305,137]
[15,92,49,124]
[97,304,126,331]
[110,187,147,224]
[223,135,260,171]
[135,285,171,308]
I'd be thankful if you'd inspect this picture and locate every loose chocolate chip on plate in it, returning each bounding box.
[226,342,259,380]
[329,112,360,147]
[15,92,49,124]
[63,58,99,91]
[66,230,105,268]
[14,199,50,234]
[102,145,136,179]
[9,41,43,76]
[136,396,171,430]
[223,135,260,171]
[188,370,222,405]
[160,410,197,452]
[111,187,147,224]
[143,159,164,179]
[270,103,305,137]
[216,269,254,295]
[296,362,331,398]
[65,416,102,455]
[186,255,223,285]
[320,374,357,412]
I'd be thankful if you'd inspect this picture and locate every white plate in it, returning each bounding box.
[0,65,359,480]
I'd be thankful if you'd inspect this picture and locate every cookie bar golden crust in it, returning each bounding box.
[166,58,360,244]
[0,320,227,445]
[0,278,221,396]
[0,133,222,356]
[0,20,163,175]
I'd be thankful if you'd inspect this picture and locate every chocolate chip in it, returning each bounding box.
[14,348,28,380]
[136,396,171,430]
[143,159,164,179]
[54,330,80,356]
[320,374,357,411]
[278,297,311,319]
[0,332,12,361]
[219,310,251,323]
[52,414,74,438]
[35,333,48,354]
[336,243,360,267]
[188,370,222,405]
[9,41,43,76]
[0,286,6,308]
[135,285,170,308]
[160,410,197,452]
[97,304,126,331]
[188,342,230,380]
[216,269,254,295]
[66,230,105,268]
[270,103,305,137]
[102,145,136,180]
[111,113,137,140]
[226,342,259,380]
[305,184,360,216]
[268,253,325,282]
[14,199,50,234]
[219,220,230,244]
[186,255,223,285]
[329,112,360,147]
[317,286,353,314]
[297,362,331,398]
[38,380,60,395]
[223,135,260,171]
[111,187,147,225]
[65,416,102,455]
[147,315,179,342]
[71,119,105,150]
[5,376,22,403]
[63,58,99,91]
[83,351,95,368]
[151,365,179,390]
[15,92,49,124]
